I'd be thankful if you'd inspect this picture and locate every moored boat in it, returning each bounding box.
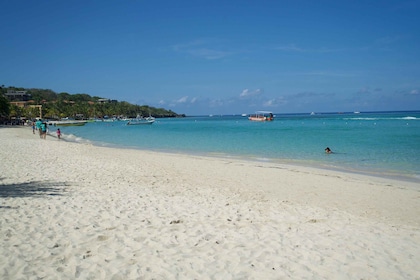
[47,120,88,126]
[248,111,274,121]
[127,116,155,125]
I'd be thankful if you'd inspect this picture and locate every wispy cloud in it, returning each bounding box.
[273,44,347,53]
[357,87,383,95]
[165,96,200,108]
[152,84,418,115]
[176,96,189,103]
[273,40,400,54]
[299,71,359,78]
[283,92,336,107]
[172,39,232,60]
[375,35,404,46]
[239,88,263,98]
[263,97,287,107]
[188,48,231,60]
[273,70,361,79]
[209,98,226,107]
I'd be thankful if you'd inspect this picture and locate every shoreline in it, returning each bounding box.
[30,123,420,184]
[2,126,420,225]
[1,126,419,279]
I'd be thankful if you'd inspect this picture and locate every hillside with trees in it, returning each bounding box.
[0,86,184,122]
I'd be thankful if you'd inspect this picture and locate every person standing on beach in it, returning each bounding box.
[56,128,61,139]
[32,121,35,134]
[40,122,47,139]
[35,119,42,138]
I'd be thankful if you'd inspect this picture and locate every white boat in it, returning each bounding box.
[127,116,155,125]
[248,111,274,121]
[47,120,88,126]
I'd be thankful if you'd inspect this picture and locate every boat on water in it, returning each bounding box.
[127,116,155,125]
[248,111,274,121]
[47,120,88,126]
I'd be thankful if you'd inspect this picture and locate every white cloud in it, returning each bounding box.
[239,89,249,97]
[263,97,286,107]
[239,88,262,98]
[410,89,419,95]
[263,99,276,107]
[176,96,189,103]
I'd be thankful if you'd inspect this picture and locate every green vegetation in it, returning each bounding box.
[0,84,10,119]
[0,86,184,121]
[0,93,10,117]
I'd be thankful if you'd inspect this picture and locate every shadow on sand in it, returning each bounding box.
[0,178,70,199]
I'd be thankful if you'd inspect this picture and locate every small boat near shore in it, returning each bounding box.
[47,120,88,126]
[127,116,155,125]
[248,111,274,122]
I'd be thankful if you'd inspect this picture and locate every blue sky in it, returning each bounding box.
[1,0,419,115]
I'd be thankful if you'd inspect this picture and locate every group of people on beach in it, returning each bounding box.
[32,119,61,140]
[33,119,47,139]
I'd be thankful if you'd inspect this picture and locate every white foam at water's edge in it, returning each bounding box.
[61,133,92,144]
[345,116,417,121]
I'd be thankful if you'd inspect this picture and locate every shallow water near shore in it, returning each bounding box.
[56,111,420,181]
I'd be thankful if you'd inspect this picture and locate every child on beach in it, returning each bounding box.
[56,128,61,139]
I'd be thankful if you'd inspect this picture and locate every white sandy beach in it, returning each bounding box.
[0,126,419,279]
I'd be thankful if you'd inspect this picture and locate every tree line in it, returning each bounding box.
[0,86,184,121]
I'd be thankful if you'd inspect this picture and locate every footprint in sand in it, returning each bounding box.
[97,235,109,241]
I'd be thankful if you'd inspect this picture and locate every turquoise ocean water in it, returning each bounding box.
[57,111,420,182]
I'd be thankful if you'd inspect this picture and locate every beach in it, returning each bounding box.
[1,127,419,279]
